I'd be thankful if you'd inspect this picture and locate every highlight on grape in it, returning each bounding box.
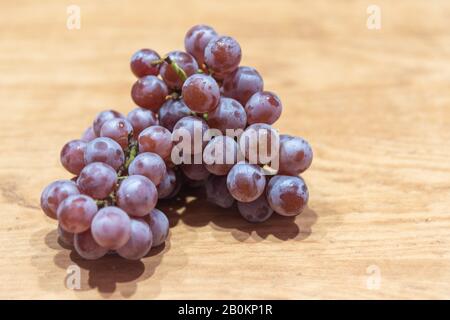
[41,24,313,261]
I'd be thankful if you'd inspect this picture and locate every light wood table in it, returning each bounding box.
[1,0,449,299]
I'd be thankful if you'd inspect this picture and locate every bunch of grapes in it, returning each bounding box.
[41,24,313,261]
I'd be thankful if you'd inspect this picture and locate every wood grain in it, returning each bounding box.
[1,0,450,299]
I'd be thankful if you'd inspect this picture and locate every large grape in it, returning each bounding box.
[204,36,241,75]
[239,123,279,165]
[203,135,240,175]
[57,194,98,234]
[172,116,209,156]
[207,97,247,134]
[91,206,131,250]
[74,229,108,260]
[128,152,166,186]
[93,110,125,136]
[158,99,191,132]
[156,168,181,199]
[117,218,153,260]
[160,51,198,90]
[184,25,217,66]
[84,137,125,170]
[100,118,133,150]
[245,91,282,125]
[131,75,168,112]
[182,74,220,113]
[237,194,273,223]
[138,125,173,160]
[40,180,80,219]
[226,162,266,202]
[116,175,158,217]
[147,208,169,247]
[278,135,313,175]
[127,107,159,139]
[205,175,235,208]
[266,175,309,216]
[60,139,86,175]
[130,48,161,78]
[222,66,264,106]
[77,162,117,200]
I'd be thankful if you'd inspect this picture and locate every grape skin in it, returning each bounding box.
[226,162,266,202]
[266,175,309,216]
[130,48,161,78]
[157,168,181,199]
[93,110,125,136]
[81,126,97,142]
[57,194,98,234]
[127,107,159,139]
[91,206,132,250]
[84,137,125,170]
[116,175,158,217]
[239,123,279,165]
[138,125,173,160]
[131,75,168,112]
[158,99,191,132]
[203,135,240,175]
[40,180,80,219]
[245,91,282,125]
[172,115,209,155]
[160,51,199,90]
[181,163,210,181]
[184,25,218,66]
[100,118,133,150]
[60,139,86,175]
[182,74,220,113]
[237,194,273,223]
[74,229,108,260]
[204,36,242,75]
[147,208,169,247]
[77,162,117,200]
[278,135,313,175]
[117,218,153,260]
[128,152,166,186]
[205,175,235,208]
[57,224,74,247]
[207,97,247,134]
[222,66,264,106]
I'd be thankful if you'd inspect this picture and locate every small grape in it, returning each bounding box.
[128,152,166,186]
[226,162,266,202]
[57,194,98,234]
[278,135,313,175]
[207,97,247,134]
[239,123,279,165]
[77,162,117,200]
[158,99,191,132]
[157,168,180,199]
[93,110,125,136]
[127,107,159,139]
[74,229,108,260]
[130,48,161,78]
[57,224,74,247]
[184,25,218,66]
[172,116,209,155]
[205,175,235,208]
[60,139,86,175]
[91,206,131,250]
[203,135,240,175]
[100,118,133,150]
[222,66,264,106]
[245,91,282,125]
[40,180,80,219]
[266,175,309,216]
[182,74,220,113]
[117,218,153,260]
[81,126,97,142]
[237,194,273,223]
[84,137,125,170]
[181,163,210,181]
[160,51,199,90]
[131,75,168,112]
[147,208,169,247]
[138,125,173,160]
[116,175,158,217]
[204,36,241,75]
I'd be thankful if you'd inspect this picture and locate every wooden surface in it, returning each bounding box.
[1,0,450,299]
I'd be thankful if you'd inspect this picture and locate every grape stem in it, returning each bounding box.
[164,56,187,81]
[124,143,138,170]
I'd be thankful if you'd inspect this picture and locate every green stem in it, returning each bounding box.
[124,143,138,170]
[164,56,187,81]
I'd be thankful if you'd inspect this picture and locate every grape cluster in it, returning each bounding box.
[41,25,313,261]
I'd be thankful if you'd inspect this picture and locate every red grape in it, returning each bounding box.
[131,75,168,112]
[130,48,161,78]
